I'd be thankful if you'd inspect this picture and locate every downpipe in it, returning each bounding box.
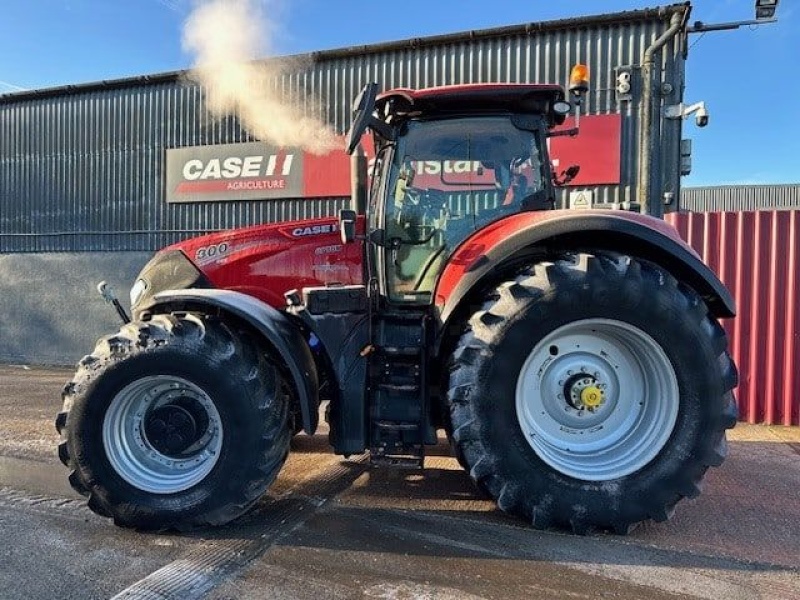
[638,8,686,218]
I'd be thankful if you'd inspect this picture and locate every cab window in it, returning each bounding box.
[384,117,546,302]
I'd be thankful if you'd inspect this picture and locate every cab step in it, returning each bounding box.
[368,310,431,467]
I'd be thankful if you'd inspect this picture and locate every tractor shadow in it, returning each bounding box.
[137,430,800,582]
[280,436,800,577]
[288,432,332,454]
[282,437,799,578]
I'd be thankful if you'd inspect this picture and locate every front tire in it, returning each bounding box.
[56,313,292,530]
[446,253,737,533]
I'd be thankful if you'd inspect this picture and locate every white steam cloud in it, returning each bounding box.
[183,0,337,154]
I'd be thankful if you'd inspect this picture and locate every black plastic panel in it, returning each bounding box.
[303,285,368,315]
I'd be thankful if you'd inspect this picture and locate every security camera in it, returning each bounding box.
[695,106,709,128]
[664,101,709,128]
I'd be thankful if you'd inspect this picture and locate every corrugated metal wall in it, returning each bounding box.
[681,184,800,213]
[0,83,348,252]
[666,210,800,426]
[0,5,688,253]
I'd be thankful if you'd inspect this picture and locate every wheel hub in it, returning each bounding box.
[564,374,606,411]
[144,402,206,457]
[580,385,605,409]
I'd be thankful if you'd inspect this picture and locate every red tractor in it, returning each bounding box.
[56,69,737,534]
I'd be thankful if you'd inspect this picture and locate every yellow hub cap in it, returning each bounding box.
[580,385,605,408]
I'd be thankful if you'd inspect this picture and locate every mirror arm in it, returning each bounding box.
[368,116,395,141]
[547,127,579,138]
[368,229,385,246]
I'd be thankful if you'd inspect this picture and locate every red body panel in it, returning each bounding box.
[434,209,695,309]
[165,209,693,318]
[166,217,364,308]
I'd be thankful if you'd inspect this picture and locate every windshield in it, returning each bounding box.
[383,116,548,302]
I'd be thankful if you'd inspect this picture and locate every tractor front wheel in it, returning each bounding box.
[446,252,737,533]
[56,313,292,530]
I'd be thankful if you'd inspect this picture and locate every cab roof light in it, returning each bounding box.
[569,64,589,96]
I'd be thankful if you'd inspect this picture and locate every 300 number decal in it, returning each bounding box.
[195,242,229,261]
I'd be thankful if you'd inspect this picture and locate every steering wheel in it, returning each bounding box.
[397,187,447,246]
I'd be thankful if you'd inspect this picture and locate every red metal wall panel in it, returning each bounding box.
[666,211,800,426]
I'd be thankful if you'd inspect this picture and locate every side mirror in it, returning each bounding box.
[339,209,357,244]
[345,83,394,154]
[346,84,379,155]
[553,164,581,186]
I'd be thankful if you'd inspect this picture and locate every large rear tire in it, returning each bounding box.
[55,313,292,530]
[446,252,737,534]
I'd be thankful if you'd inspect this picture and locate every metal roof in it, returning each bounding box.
[0,3,689,104]
[681,184,800,212]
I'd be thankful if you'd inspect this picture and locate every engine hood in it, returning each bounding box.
[161,217,364,309]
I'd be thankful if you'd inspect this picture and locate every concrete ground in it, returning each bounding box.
[0,364,798,599]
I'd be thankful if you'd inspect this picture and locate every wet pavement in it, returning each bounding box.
[1,364,799,599]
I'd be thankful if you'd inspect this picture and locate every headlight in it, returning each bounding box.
[128,250,213,318]
[129,278,149,308]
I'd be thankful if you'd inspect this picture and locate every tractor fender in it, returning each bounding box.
[435,210,735,334]
[149,289,319,434]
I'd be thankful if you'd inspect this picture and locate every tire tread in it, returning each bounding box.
[446,251,737,533]
[55,313,291,530]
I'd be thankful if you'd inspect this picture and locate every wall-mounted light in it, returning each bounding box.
[755,0,779,21]
[689,0,779,33]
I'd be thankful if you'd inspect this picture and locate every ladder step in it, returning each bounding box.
[377,383,419,393]
[379,346,421,357]
[375,421,420,431]
[370,453,424,469]
[379,311,426,322]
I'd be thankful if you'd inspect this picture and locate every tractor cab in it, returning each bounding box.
[345,82,576,303]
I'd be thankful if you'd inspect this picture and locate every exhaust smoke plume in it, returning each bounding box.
[183,0,337,154]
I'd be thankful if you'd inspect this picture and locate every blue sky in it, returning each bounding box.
[0,0,797,186]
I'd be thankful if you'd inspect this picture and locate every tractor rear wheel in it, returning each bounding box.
[56,313,291,530]
[446,252,737,534]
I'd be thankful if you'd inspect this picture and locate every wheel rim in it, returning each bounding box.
[102,375,223,494]
[515,318,679,481]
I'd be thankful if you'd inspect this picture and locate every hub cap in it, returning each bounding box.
[103,376,223,494]
[515,319,679,481]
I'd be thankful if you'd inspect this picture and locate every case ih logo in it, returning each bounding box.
[167,143,304,203]
[181,153,295,191]
[291,223,338,237]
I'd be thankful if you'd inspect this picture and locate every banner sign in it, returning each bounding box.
[549,114,621,186]
[165,142,351,203]
[165,114,621,203]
